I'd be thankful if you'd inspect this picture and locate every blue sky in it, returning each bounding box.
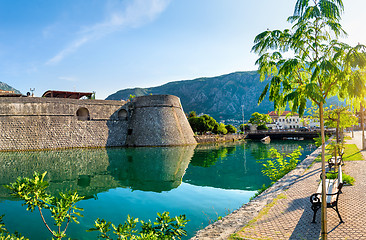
[1,0,365,99]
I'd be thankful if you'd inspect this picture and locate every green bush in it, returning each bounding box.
[313,134,329,147]
[262,146,303,183]
[213,123,228,135]
[87,212,188,240]
[256,125,268,131]
[225,124,237,134]
[326,172,355,185]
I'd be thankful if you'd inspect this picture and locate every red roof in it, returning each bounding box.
[42,90,93,99]
[268,111,299,116]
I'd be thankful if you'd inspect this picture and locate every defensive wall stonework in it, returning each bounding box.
[0,95,196,151]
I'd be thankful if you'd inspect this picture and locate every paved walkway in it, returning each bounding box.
[232,131,366,239]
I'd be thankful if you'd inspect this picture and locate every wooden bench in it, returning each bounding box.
[310,165,344,223]
[328,147,344,170]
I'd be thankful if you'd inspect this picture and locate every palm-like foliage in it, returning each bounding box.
[252,0,366,239]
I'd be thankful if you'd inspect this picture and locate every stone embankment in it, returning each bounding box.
[194,134,245,144]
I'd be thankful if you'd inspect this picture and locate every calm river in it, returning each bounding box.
[0,140,316,239]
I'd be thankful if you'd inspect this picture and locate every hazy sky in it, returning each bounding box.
[1,0,365,99]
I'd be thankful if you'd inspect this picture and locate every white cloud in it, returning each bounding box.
[46,0,171,65]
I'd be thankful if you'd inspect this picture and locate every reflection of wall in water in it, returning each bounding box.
[0,146,195,200]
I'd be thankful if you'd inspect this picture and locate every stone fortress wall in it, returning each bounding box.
[0,95,196,151]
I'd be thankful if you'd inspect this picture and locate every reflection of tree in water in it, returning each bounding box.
[189,144,237,167]
[248,142,273,160]
[248,140,317,161]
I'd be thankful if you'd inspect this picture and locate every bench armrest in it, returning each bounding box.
[310,193,321,204]
[310,190,342,205]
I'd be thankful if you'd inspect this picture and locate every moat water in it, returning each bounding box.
[0,140,316,239]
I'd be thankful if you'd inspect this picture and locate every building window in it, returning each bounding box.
[76,107,90,121]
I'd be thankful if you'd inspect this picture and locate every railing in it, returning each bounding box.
[245,129,324,134]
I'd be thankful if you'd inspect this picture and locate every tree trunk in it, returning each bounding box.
[335,111,340,169]
[361,104,365,150]
[320,103,327,240]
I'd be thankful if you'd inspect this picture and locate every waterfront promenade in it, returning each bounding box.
[193,131,366,239]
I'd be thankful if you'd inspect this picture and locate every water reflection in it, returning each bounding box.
[0,140,316,199]
[0,140,316,240]
[0,145,195,200]
[183,140,317,191]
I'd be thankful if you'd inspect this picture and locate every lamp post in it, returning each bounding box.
[242,105,245,133]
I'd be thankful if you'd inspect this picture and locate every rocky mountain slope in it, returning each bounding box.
[107,71,342,121]
[107,71,275,120]
[0,82,21,94]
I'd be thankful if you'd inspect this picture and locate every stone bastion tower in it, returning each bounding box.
[0,94,196,151]
[125,95,196,147]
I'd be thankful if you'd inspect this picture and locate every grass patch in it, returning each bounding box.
[326,172,355,185]
[314,144,363,162]
[343,144,363,161]
[230,194,287,240]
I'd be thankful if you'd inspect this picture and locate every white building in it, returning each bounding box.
[267,111,301,129]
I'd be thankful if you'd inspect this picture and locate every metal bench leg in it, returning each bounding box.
[311,205,320,223]
[334,205,344,223]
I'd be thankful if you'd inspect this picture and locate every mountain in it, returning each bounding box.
[106,71,342,121]
[0,82,21,94]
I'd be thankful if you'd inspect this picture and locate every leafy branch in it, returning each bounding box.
[4,172,84,239]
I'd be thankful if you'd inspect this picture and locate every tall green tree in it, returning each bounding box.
[252,0,366,238]
[213,123,228,135]
[225,124,237,134]
[188,114,219,134]
[248,112,271,130]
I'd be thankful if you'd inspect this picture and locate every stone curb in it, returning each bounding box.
[190,145,323,240]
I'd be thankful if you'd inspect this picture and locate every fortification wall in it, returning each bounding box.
[0,97,128,151]
[0,95,196,151]
[126,95,197,146]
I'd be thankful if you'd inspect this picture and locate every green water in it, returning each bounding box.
[0,140,316,239]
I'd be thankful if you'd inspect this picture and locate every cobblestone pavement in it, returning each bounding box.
[233,131,366,240]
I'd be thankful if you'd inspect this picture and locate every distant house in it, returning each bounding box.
[0,89,22,97]
[267,111,301,129]
[0,89,14,94]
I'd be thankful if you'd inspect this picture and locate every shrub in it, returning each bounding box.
[4,172,84,239]
[313,134,329,147]
[257,125,268,131]
[213,123,228,135]
[225,124,237,134]
[262,146,303,183]
[326,172,355,185]
[87,212,189,240]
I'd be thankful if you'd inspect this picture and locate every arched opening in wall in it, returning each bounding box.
[118,109,128,120]
[76,107,90,121]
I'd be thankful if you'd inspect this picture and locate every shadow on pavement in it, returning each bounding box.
[288,197,321,240]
